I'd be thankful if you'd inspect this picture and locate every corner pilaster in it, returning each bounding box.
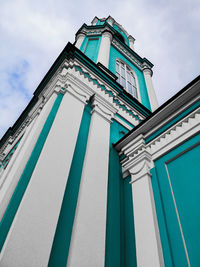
[143,66,159,111]
[75,32,85,49]
[97,30,113,68]
[121,135,164,267]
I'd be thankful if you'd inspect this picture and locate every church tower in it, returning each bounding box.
[3,16,199,267]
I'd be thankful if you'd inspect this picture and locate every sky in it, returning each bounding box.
[0,0,199,138]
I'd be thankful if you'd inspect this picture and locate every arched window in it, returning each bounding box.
[116,60,138,98]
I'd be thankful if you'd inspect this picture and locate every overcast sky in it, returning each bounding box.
[0,0,199,138]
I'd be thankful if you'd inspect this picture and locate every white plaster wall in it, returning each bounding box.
[131,175,164,267]
[97,32,112,68]
[0,92,85,267]
[143,70,159,111]
[0,93,57,222]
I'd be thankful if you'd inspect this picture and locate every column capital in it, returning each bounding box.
[54,81,91,105]
[75,31,85,40]
[120,134,154,182]
[128,35,135,50]
[91,94,117,123]
[102,30,113,41]
[143,66,153,77]
[75,32,85,49]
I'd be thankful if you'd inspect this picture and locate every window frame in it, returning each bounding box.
[116,59,140,101]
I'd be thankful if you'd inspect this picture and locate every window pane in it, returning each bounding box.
[133,86,138,98]
[116,63,119,72]
[128,83,133,94]
[131,75,136,86]
[127,72,131,82]
[121,77,126,88]
[121,67,125,78]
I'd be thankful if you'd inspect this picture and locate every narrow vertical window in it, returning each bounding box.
[116,60,138,99]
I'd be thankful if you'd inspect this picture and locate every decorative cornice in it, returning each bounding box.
[112,39,143,70]
[0,57,147,164]
[79,24,153,70]
[91,94,117,123]
[118,107,200,178]
[147,107,200,160]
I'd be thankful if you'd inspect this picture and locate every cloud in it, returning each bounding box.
[0,0,199,138]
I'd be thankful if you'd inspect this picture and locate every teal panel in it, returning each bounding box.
[80,36,87,52]
[105,120,136,267]
[109,45,151,110]
[0,93,63,252]
[83,37,101,63]
[146,100,200,143]
[153,134,200,266]
[122,176,137,267]
[48,103,92,267]
[151,167,174,266]
[167,143,200,267]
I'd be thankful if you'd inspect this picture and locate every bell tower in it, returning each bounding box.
[0,16,163,267]
[76,16,159,111]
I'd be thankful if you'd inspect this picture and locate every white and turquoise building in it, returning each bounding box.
[0,16,199,267]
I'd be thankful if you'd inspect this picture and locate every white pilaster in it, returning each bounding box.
[143,68,159,111]
[75,32,85,49]
[121,136,164,267]
[128,35,135,50]
[0,85,91,267]
[0,92,57,222]
[97,31,112,68]
[67,95,116,267]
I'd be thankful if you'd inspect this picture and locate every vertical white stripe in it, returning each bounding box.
[131,174,164,267]
[97,31,112,68]
[67,111,110,267]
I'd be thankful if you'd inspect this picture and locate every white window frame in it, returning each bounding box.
[116,59,141,102]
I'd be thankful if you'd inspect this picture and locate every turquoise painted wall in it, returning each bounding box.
[108,45,151,110]
[105,120,137,267]
[48,103,92,267]
[151,134,200,266]
[0,93,63,252]
[80,36,102,63]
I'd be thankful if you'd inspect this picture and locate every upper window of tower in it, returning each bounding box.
[114,32,125,44]
[116,60,138,99]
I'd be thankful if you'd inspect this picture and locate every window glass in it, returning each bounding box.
[121,66,125,78]
[128,83,133,94]
[121,77,126,88]
[116,60,138,99]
